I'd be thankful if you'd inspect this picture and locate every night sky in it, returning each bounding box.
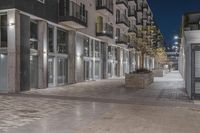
[147,0,200,47]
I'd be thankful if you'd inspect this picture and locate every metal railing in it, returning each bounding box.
[59,0,88,26]
[96,23,114,38]
[96,0,113,13]
[116,34,128,44]
[116,14,129,27]
[116,0,128,7]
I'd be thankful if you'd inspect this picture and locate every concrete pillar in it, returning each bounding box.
[102,44,108,79]
[68,31,76,84]
[53,27,58,86]
[7,10,20,93]
[38,21,48,89]
[20,14,30,91]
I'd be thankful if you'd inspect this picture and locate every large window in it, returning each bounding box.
[84,37,90,57]
[30,21,38,50]
[95,41,101,58]
[0,14,7,48]
[57,29,68,54]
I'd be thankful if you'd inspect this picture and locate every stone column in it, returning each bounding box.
[68,31,76,84]
[102,44,108,79]
[7,10,20,93]
[38,21,48,89]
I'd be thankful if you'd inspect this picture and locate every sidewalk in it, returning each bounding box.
[24,71,189,105]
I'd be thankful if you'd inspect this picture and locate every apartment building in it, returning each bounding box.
[179,12,200,99]
[0,0,163,93]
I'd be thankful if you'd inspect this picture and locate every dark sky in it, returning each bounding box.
[147,0,200,47]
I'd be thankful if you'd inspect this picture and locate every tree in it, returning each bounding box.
[154,47,168,65]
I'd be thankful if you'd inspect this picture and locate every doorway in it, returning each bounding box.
[192,45,200,98]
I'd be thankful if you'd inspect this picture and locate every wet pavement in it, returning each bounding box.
[1,71,200,133]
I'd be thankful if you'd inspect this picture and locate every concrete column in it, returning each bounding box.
[102,44,108,79]
[20,14,30,91]
[68,31,76,84]
[53,27,58,86]
[7,10,20,93]
[38,21,48,89]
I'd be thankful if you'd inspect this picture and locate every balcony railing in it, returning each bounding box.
[184,23,200,31]
[116,34,128,44]
[116,0,128,8]
[59,0,88,27]
[96,0,113,14]
[116,14,129,27]
[96,23,114,38]
[129,26,137,33]
[128,7,136,17]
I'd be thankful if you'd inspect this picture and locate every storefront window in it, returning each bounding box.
[48,26,54,53]
[57,29,68,54]
[108,46,112,59]
[30,21,38,50]
[95,41,101,58]
[84,37,89,57]
[57,58,68,84]
[114,47,118,60]
[0,15,7,48]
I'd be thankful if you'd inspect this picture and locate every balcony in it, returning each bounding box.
[59,0,88,29]
[128,26,137,34]
[116,14,129,27]
[116,34,128,45]
[96,0,113,14]
[128,7,136,18]
[96,23,114,39]
[184,23,200,31]
[143,4,148,11]
[116,0,128,8]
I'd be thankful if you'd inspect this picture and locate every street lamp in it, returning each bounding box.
[174,35,179,40]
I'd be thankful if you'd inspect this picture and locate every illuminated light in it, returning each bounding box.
[174,35,179,40]
[103,30,106,33]
[174,42,178,45]
[115,36,118,40]
[0,54,4,59]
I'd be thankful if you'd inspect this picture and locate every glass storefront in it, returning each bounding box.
[57,58,68,85]
[0,54,7,90]
[0,14,7,91]
[47,25,68,87]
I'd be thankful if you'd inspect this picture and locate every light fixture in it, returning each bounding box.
[174,35,179,40]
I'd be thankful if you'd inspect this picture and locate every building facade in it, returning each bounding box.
[0,0,164,92]
[179,12,200,99]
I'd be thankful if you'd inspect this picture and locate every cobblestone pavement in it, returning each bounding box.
[1,71,200,133]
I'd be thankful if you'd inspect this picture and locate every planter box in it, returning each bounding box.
[125,72,154,89]
[153,69,164,77]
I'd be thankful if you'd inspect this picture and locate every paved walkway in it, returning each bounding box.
[1,71,200,133]
[24,71,189,105]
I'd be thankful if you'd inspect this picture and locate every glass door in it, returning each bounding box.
[57,58,68,85]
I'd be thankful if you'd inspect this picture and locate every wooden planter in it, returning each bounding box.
[153,69,164,77]
[125,72,154,89]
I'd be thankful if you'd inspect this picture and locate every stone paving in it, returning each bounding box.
[0,71,200,133]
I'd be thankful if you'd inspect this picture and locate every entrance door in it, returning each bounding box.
[57,58,68,85]
[192,45,200,98]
